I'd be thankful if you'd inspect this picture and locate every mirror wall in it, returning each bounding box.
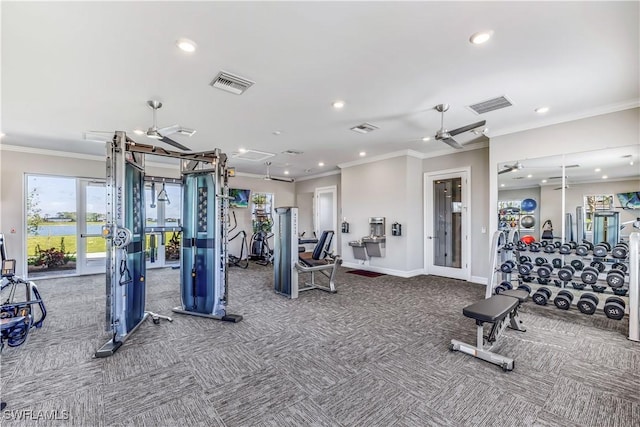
[498,144,640,244]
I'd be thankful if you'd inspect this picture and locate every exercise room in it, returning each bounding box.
[1,2,639,426]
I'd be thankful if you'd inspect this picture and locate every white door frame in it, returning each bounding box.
[78,179,107,275]
[315,185,338,251]
[424,167,471,281]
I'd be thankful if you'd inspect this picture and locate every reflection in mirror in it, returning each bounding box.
[498,144,640,246]
[296,192,314,239]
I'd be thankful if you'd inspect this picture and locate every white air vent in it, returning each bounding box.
[350,123,379,134]
[468,96,513,114]
[210,71,254,95]
[231,149,274,162]
[282,149,304,156]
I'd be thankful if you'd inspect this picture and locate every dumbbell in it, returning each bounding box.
[612,242,628,259]
[500,260,516,273]
[559,243,573,255]
[503,242,514,251]
[581,266,599,285]
[518,261,534,276]
[590,261,606,273]
[603,296,626,320]
[519,255,531,264]
[532,287,552,305]
[570,259,584,272]
[540,241,549,247]
[611,262,628,273]
[534,257,547,266]
[521,276,535,283]
[576,293,599,315]
[516,241,528,251]
[495,281,513,294]
[552,258,563,269]
[591,284,607,293]
[537,263,554,279]
[606,269,625,288]
[575,240,594,256]
[571,281,586,290]
[557,265,575,282]
[613,288,628,297]
[517,284,532,294]
[593,242,611,258]
[553,290,574,310]
[544,244,556,254]
[529,243,541,252]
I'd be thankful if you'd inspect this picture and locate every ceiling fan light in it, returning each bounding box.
[469,30,493,45]
[535,106,550,114]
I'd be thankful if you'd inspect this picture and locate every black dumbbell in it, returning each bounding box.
[500,260,516,273]
[577,293,599,315]
[517,284,532,294]
[540,241,549,247]
[529,243,541,252]
[575,240,594,256]
[581,267,599,285]
[552,258,563,269]
[606,269,625,288]
[590,261,606,273]
[537,263,553,279]
[569,242,578,249]
[591,284,607,293]
[603,296,626,320]
[613,288,628,297]
[516,241,528,251]
[557,265,575,282]
[554,290,574,310]
[559,244,573,255]
[519,255,532,264]
[571,281,586,290]
[522,276,535,283]
[537,278,550,285]
[612,243,628,259]
[518,262,534,276]
[503,242,514,251]
[544,244,556,254]
[532,287,552,305]
[570,259,584,271]
[593,243,610,258]
[611,262,628,273]
[495,281,513,294]
[534,257,547,266]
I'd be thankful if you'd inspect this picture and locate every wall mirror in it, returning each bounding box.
[498,144,640,245]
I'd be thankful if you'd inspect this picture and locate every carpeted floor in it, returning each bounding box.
[1,264,638,426]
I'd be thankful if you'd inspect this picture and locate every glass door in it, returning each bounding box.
[78,180,107,275]
[145,179,182,268]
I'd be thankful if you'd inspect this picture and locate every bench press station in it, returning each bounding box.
[450,288,529,371]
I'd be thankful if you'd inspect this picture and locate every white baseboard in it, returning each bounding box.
[341,262,425,278]
[470,276,489,285]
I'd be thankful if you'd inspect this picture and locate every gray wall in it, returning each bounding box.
[423,147,490,280]
[294,173,341,251]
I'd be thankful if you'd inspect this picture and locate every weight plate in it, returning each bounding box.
[590,261,606,273]
[575,246,589,256]
[612,247,628,259]
[603,302,625,320]
[611,262,628,273]
[535,257,547,266]
[544,245,556,254]
[600,241,612,251]
[581,293,599,305]
[605,296,625,307]
[539,287,552,299]
[554,294,572,310]
[500,281,513,290]
[495,285,506,295]
[552,258,563,269]
[570,259,584,271]
[559,244,572,254]
[517,285,532,294]
[532,292,549,306]
[606,270,625,288]
[577,299,597,315]
[519,255,531,264]
[537,264,552,279]
[580,268,599,285]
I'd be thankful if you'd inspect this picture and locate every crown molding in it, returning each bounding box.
[295,169,341,182]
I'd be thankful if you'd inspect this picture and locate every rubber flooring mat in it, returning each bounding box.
[346,269,386,278]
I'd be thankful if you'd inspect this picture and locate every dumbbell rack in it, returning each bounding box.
[488,231,640,342]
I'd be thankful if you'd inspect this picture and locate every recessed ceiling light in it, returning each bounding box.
[630,161,634,165]
[133,129,145,135]
[332,100,345,109]
[541,179,547,183]
[527,174,532,178]
[238,148,247,153]
[594,168,601,172]
[500,184,505,187]
[602,175,608,179]
[422,136,431,142]
[176,38,197,53]
[284,170,290,175]
[359,151,366,157]
[0,132,5,138]
[535,106,550,114]
[469,30,493,45]
[272,130,282,136]
[318,162,325,167]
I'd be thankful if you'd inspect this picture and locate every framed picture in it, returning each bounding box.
[229,188,251,208]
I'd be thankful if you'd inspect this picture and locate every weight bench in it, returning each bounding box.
[450,289,528,371]
[295,230,341,294]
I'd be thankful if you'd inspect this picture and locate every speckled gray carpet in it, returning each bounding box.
[1,264,638,426]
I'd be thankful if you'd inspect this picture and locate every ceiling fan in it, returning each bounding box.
[498,162,524,175]
[142,100,195,151]
[433,104,487,149]
[263,162,293,183]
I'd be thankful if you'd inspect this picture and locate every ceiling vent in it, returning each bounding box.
[231,149,274,162]
[210,71,254,95]
[350,123,379,134]
[282,149,304,155]
[468,96,513,115]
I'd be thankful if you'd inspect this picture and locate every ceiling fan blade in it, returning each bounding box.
[160,136,191,151]
[265,176,294,183]
[440,137,464,149]
[498,167,515,175]
[158,124,181,136]
[448,120,486,137]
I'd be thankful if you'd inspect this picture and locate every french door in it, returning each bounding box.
[424,168,471,280]
[78,179,107,275]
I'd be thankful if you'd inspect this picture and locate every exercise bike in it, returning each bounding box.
[228,211,249,269]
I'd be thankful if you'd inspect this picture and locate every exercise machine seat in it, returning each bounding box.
[499,289,529,303]
[300,230,334,267]
[463,295,518,323]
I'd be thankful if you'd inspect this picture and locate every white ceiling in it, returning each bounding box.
[2,1,639,178]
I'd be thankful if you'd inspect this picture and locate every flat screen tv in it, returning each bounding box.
[229,188,251,208]
[616,191,640,209]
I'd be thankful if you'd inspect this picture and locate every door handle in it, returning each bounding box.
[80,233,103,238]
[426,236,439,239]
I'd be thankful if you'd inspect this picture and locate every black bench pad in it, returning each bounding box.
[463,295,518,323]
[500,289,529,303]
